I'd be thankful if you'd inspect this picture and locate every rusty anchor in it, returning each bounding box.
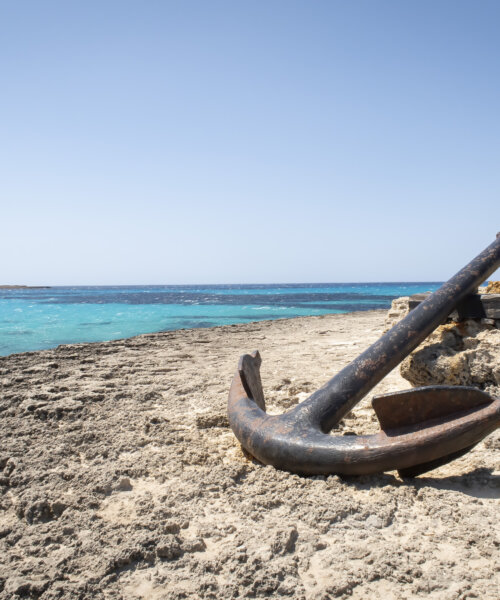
[228,235,500,476]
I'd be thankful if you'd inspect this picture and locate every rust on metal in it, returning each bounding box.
[228,235,500,477]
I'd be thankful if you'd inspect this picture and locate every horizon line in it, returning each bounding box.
[2,280,452,288]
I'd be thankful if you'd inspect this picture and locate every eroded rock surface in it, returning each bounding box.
[386,283,500,398]
[485,281,500,294]
[401,320,500,397]
[383,296,411,331]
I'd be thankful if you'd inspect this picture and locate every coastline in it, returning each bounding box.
[0,308,388,359]
[0,310,498,598]
[0,282,443,357]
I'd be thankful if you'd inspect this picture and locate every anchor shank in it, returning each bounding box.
[295,234,500,432]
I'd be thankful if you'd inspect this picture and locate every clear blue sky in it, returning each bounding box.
[1,0,499,284]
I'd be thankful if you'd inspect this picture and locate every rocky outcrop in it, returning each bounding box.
[387,283,500,397]
[383,296,410,331]
[485,280,500,294]
[400,320,500,397]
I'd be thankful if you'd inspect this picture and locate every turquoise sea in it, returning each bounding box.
[0,283,442,356]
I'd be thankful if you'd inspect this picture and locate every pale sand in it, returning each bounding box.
[0,310,498,599]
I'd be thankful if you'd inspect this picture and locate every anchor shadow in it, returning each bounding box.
[339,467,499,499]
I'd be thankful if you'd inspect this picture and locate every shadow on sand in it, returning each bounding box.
[339,467,499,499]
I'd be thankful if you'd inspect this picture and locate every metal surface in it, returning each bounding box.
[408,292,500,320]
[228,235,500,476]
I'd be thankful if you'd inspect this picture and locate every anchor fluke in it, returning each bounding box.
[238,350,265,411]
[372,386,493,431]
[372,386,499,477]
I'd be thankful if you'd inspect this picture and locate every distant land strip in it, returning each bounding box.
[0,285,51,289]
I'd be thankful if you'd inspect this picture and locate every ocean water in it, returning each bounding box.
[0,283,442,356]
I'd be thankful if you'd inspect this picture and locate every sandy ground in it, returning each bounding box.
[0,310,498,599]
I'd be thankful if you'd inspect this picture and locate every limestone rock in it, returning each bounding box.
[399,318,500,397]
[384,285,500,396]
[485,280,500,294]
[383,296,410,332]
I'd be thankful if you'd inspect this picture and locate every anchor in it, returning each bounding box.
[228,235,500,476]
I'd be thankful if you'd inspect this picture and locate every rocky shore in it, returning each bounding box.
[0,310,498,599]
